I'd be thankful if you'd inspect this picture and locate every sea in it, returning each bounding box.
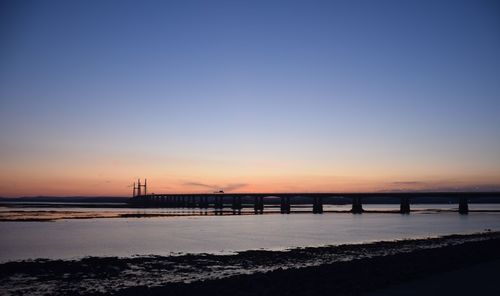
[1,203,500,262]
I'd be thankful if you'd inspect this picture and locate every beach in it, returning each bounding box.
[1,231,499,295]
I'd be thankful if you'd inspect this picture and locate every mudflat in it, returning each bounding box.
[1,232,499,295]
[368,259,500,295]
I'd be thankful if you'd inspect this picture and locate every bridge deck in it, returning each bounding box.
[129,192,500,214]
[136,192,500,198]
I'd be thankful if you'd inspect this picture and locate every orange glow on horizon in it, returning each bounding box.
[1,171,500,197]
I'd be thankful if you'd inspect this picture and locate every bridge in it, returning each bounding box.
[128,180,500,214]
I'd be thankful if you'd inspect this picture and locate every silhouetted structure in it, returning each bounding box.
[254,196,264,214]
[459,196,469,214]
[312,196,323,214]
[400,196,411,214]
[130,181,499,215]
[351,196,363,214]
[132,179,147,197]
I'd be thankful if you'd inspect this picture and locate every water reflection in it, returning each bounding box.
[1,207,500,262]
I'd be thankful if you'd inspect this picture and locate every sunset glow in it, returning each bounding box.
[1,0,500,197]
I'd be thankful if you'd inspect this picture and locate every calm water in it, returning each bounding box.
[1,202,498,213]
[1,204,500,262]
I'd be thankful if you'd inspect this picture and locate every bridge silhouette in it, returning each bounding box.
[129,180,500,215]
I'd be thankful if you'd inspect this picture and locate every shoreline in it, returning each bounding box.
[137,234,500,296]
[113,232,500,296]
[1,231,500,295]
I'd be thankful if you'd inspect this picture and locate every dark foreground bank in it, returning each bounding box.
[115,233,500,296]
[1,232,500,296]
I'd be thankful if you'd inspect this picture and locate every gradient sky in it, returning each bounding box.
[1,0,500,196]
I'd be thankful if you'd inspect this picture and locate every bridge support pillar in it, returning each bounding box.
[200,196,208,209]
[400,197,410,214]
[459,196,469,215]
[280,196,291,214]
[254,196,264,214]
[214,196,223,214]
[351,196,363,214]
[232,196,242,214]
[312,196,323,214]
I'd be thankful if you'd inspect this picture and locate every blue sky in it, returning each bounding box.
[1,0,500,196]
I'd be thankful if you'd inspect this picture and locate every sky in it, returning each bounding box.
[1,0,500,196]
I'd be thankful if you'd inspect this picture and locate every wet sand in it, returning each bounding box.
[368,259,500,295]
[2,207,499,222]
[112,232,500,296]
[1,232,499,295]
[0,210,195,221]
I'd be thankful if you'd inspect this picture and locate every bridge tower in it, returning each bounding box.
[134,178,148,197]
[137,179,141,196]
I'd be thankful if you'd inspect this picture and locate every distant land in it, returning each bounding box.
[1,195,499,204]
[0,196,129,203]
